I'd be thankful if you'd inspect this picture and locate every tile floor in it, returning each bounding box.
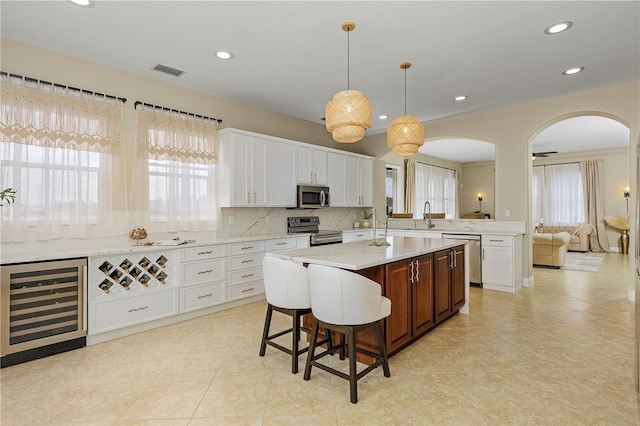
[1,253,638,425]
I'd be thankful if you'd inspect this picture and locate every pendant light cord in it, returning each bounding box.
[404,67,407,115]
[347,28,350,90]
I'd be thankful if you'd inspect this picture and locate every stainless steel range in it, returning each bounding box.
[287,216,342,246]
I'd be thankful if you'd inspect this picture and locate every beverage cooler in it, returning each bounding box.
[1,258,87,367]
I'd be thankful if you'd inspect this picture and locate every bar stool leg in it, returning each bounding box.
[259,304,274,357]
[303,319,319,380]
[375,321,390,377]
[291,311,301,373]
[348,327,358,404]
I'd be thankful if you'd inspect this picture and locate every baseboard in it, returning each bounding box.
[523,275,534,288]
[610,247,621,253]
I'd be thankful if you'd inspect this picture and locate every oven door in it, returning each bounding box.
[297,185,329,208]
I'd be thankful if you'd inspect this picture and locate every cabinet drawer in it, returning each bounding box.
[227,253,263,271]
[227,241,264,256]
[343,230,372,243]
[91,289,176,334]
[180,282,225,313]
[180,245,225,262]
[228,266,263,286]
[182,258,225,287]
[227,281,264,302]
[264,237,298,251]
[481,235,512,247]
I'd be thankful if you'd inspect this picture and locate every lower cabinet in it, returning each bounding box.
[434,246,465,323]
[481,234,523,293]
[179,244,227,313]
[384,254,435,354]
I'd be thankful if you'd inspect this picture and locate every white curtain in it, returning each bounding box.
[414,162,457,218]
[131,105,221,232]
[404,159,415,215]
[581,160,610,252]
[0,73,125,242]
[532,163,585,226]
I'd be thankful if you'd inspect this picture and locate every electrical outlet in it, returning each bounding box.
[505,209,510,217]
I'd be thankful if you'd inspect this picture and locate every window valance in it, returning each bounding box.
[0,73,123,154]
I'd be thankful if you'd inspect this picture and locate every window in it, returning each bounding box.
[134,105,221,232]
[385,165,403,216]
[414,163,457,218]
[532,163,585,225]
[0,73,123,242]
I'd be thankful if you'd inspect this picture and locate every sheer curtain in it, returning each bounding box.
[414,162,457,218]
[131,105,221,232]
[0,73,125,242]
[404,159,415,215]
[532,163,585,226]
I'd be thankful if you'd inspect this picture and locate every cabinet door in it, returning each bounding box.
[313,149,328,185]
[297,146,313,184]
[327,152,347,206]
[251,137,269,206]
[482,245,513,286]
[229,134,251,206]
[269,140,296,206]
[346,156,360,206]
[434,249,452,323]
[384,260,412,353]
[452,246,466,310]
[358,158,373,207]
[412,254,435,335]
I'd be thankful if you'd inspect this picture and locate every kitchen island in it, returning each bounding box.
[266,236,469,360]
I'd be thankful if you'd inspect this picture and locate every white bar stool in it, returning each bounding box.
[303,263,391,404]
[259,256,330,374]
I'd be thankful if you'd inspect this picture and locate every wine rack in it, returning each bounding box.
[89,251,175,300]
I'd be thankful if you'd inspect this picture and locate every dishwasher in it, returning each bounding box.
[442,234,482,287]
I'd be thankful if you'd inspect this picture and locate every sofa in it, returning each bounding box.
[540,225,593,252]
[532,231,571,268]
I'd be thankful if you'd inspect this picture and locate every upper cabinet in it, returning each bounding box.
[297,146,327,185]
[219,128,372,208]
[328,152,373,208]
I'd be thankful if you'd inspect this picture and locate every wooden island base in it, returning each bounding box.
[303,245,466,365]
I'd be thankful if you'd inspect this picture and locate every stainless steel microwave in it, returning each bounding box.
[297,185,329,208]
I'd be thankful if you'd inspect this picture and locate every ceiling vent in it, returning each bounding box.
[151,63,186,77]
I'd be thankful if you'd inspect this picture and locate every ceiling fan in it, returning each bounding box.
[532,151,558,159]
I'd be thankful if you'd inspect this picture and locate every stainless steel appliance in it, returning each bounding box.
[288,216,342,246]
[296,185,329,209]
[442,233,482,286]
[1,258,87,367]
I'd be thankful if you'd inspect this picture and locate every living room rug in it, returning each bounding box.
[561,252,606,272]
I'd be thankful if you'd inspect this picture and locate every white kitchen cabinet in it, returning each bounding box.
[342,229,373,242]
[327,151,347,206]
[178,244,226,313]
[219,131,268,207]
[269,140,297,207]
[226,240,265,302]
[481,234,523,293]
[297,146,327,185]
[346,156,373,207]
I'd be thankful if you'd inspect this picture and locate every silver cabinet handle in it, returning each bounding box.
[241,246,255,250]
[482,248,485,261]
[247,191,250,203]
[253,192,256,203]
[197,250,213,255]
[197,293,213,299]
[277,242,288,246]
[490,239,504,242]
[241,273,255,278]
[128,306,149,313]
[410,259,414,283]
[241,259,254,264]
[415,259,419,282]
[242,287,255,293]
[197,270,213,274]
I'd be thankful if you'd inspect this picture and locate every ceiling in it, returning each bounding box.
[1,1,638,162]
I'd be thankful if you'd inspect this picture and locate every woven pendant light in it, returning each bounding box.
[325,22,372,143]
[387,62,425,156]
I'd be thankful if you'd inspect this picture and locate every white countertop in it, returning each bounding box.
[266,236,466,270]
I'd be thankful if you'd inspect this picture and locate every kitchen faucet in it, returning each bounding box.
[423,201,435,229]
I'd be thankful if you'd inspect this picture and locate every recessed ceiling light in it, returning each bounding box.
[562,67,584,75]
[454,95,468,101]
[378,115,388,120]
[544,21,573,35]
[214,50,234,60]
[68,0,94,7]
